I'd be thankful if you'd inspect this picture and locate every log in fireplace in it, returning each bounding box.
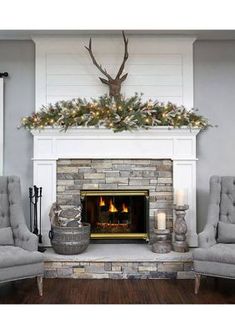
[81,190,149,240]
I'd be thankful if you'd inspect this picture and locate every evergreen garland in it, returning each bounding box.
[20,94,210,132]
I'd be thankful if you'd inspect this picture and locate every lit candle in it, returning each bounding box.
[157,212,166,230]
[176,190,185,206]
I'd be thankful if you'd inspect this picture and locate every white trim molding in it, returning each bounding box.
[31,127,200,246]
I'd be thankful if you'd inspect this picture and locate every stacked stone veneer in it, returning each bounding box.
[44,260,194,279]
[57,159,173,240]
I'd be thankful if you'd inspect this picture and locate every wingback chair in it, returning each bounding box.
[0,176,44,296]
[193,176,235,294]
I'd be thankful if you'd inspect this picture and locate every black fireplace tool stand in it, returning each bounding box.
[29,186,46,252]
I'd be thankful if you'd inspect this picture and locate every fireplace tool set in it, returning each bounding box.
[29,186,46,252]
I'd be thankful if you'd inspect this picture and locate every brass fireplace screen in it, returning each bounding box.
[81,190,149,240]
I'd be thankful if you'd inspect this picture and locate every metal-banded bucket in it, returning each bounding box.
[49,223,90,255]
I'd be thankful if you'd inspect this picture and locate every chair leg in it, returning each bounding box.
[37,276,43,297]
[194,273,201,294]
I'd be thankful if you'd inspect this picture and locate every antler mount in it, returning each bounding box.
[85,31,129,99]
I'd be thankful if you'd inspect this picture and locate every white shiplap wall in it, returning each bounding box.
[33,35,195,109]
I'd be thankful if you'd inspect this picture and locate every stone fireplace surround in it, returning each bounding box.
[31,126,200,247]
[57,158,173,241]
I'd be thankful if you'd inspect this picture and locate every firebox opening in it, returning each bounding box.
[81,190,149,240]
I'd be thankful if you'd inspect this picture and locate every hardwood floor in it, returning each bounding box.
[0,278,235,304]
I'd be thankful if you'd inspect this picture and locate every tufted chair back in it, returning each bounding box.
[219,177,235,224]
[206,176,235,241]
[0,177,11,228]
[0,176,30,247]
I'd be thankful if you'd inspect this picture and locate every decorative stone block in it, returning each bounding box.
[86,263,105,273]
[57,166,78,173]
[82,183,99,189]
[157,178,173,184]
[129,179,150,185]
[158,263,184,272]
[138,265,156,272]
[104,262,112,271]
[177,271,194,279]
[56,268,73,277]
[99,184,118,189]
[106,177,128,184]
[112,265,122,272]
[105,171,120,177]
[57,180,74,186]
[73,267,86,274]
[84,173,105,179]
[44,270,58,278]
[149,272,177,279]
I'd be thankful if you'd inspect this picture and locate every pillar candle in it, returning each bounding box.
[157,212,166,230]
[176,190,185,206]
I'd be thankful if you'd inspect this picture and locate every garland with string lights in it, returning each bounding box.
[19,94,210,132]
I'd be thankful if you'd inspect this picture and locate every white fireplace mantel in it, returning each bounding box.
[31,126,200,246]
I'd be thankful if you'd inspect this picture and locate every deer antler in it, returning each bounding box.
[85,32,129,98]
[85,38,112,80]
[115,31,129,80]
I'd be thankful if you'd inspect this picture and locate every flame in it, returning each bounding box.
[99,196,105,207]
[122,203,128,213]
[109,199,118,213]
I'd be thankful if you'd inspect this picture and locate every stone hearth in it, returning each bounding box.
[44,245,194,279]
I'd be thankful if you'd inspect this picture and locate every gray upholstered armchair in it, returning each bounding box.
[193,176,235,294]
[0,176,44,296]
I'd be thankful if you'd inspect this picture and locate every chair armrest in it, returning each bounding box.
[15,224,38,251]
[198,224,217,248]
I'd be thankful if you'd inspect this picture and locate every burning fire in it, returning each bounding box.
[122,203,128,213]
[99,196,105,207]
[109,199,118,213]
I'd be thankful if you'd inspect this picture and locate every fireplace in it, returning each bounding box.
[81,190,149,240]
[31,127,199,246]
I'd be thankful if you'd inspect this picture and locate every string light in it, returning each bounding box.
[147,100,153,108]
[20,94,209,132]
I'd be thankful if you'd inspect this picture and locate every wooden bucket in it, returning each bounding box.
[49,223,90,255]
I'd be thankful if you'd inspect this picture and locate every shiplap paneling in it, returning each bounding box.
[33,36,195,109]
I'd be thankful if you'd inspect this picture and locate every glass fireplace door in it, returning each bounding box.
[81,190,149,240]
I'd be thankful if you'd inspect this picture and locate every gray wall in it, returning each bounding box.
[1,39,235,232]
[194,40,235,232]
[0,41,35,225]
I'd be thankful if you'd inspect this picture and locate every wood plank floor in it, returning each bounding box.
[0,278,235,304]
